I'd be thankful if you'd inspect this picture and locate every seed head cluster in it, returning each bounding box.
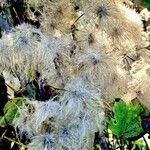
[0,0,148,149]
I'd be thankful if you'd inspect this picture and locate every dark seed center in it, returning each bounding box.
[96,6,108,19]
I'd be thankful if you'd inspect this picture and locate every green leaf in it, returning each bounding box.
[0,116,6,127]
[108,100,144,139]
[140,0,150,10]
[133,139,147,149]
[3,98,26,124]
[141,107,150,116]
[95,144,101,150]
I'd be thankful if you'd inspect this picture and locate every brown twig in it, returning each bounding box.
[12,7,21,24]
[3,135,27,148]
[1,130,27,148]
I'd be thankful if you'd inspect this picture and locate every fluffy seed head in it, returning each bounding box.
[0,23,72,88]
[25,0,77,36]
[77,50,127,101]
[81,0,122,33]
[27,134,55,150]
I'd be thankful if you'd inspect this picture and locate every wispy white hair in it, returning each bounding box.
[111,3,143,49]
[58,127,82,150]
[57,76,105,145]
[0,23,68,88]
[59,76,102,120]
[13,98,61,136]
[27,134,55,150]
[57,125,95,150]
[81,0,121,32]
[77,50,127,100]
[13,102,35,139]
[25,0,77,36]
[31,99,60,133]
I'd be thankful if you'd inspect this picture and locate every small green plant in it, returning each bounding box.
[0,98,26,127]
[107,100,150,149]
[108,100,144,139]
